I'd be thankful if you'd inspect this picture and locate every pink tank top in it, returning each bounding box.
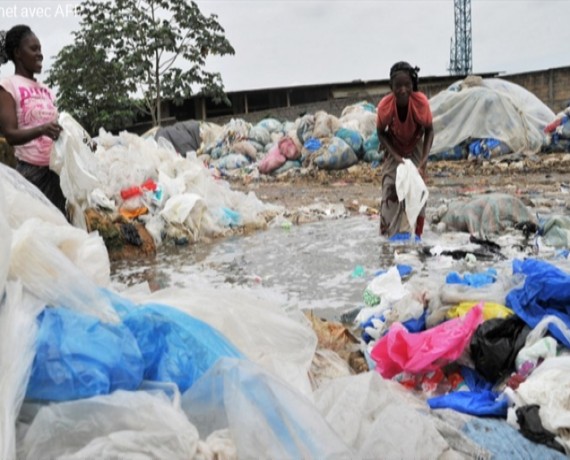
[0,74,58,166]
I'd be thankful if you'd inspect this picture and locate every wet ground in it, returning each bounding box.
[110,156,570,322]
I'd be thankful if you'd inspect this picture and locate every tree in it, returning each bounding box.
[47,39,139,134]
[48,0,235,131]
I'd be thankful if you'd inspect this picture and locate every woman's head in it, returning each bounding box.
[0,25,43,75]
[389,61,420,106]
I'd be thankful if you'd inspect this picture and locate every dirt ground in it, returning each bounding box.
[230,153,570,211]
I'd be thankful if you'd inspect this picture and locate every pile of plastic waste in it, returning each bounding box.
[52,113,282,249]
[354,233,570,457]
[196,102,382,176]
[3,159,570,458]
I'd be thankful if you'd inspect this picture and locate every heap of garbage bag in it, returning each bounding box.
[190,77,557,173]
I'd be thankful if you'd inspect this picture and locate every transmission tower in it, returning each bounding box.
[449,0,472,75]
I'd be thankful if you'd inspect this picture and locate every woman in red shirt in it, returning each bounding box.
[377,62,434,238]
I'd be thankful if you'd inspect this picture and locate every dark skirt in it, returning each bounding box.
[16,161,67,217]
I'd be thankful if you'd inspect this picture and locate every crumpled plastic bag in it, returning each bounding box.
[26,307,144,401]
[122,303,245,393]
[371,305,483,379]
[19,389,200,460]
[470,315,530,383]
[507,258,570,348]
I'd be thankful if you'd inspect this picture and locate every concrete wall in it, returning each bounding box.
[203,67,570,125]
[500,67,570,114]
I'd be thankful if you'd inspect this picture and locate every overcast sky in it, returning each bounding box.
[0,0,568,92]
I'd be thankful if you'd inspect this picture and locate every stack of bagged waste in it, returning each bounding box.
[52,113,282,255]
[198,101,383,177]
[137,81,561,178]
[429,77,555,162]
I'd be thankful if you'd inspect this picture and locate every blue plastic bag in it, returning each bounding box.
[446,268,497,287]
[507,258,570,347]
[123,304,244,392]
[26,308,144,401]
[428,366,507,417]
[428,390,508,417]
[334,128,363,157]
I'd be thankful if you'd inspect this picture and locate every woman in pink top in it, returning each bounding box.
[0,25,66,216]
[377,62,434,238]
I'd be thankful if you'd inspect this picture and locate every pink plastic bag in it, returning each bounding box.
[371,305,484,379]
[258,145,287,174]
[278,137,300,160]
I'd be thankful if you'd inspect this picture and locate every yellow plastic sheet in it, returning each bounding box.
[446,301,513,321]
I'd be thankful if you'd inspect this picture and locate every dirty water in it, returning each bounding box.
[110,173,570,323]
[108,213,528,323]
[111,215,386,320]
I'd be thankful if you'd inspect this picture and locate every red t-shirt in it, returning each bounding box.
[376,91,432,156]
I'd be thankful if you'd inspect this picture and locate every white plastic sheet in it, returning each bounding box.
[0,163,67,230]
[9,218,117,323]
[431,78,554,155]
[19,390,200,460]
[181,358,354,459]
[51,112,102,229]
[0,282,44,460]
[313,372,460,459]
[0,180,11,295]
[122,284,317,398]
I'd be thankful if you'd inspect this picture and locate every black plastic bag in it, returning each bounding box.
[516,404,565,453]
[470,315,530,383]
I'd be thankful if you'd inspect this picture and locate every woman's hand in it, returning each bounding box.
[42,121,63,141]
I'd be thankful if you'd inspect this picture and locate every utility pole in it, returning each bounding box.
[449,0,472,75]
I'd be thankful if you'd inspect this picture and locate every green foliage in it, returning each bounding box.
[47,0,234,132]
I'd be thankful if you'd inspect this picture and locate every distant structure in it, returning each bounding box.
[448,0,472,75]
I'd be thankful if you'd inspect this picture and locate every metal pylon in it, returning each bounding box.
[449,0,472,75]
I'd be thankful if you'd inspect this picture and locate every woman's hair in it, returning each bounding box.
[390,61,420,92]
[0,25,34,66]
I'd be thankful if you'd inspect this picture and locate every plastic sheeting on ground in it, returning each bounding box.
[441,193,537,238]
[18,389,202,460]
[313,371,488,459]
[181,358,355,459]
